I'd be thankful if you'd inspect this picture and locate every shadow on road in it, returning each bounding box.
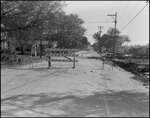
[1,91,149,117]
[12,67,72,71]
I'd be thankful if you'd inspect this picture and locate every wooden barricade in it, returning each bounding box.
[45,48,78,68]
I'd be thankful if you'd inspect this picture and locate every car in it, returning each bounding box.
[123,54,132,58]
[114,54,125,59]
[102,53,114,59]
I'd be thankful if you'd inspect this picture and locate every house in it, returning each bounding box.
[1,32,7,52]
[26,40,58,56]
[1,39,8,51]
[26,40,49,50]
[1,33,17,53]
[26,40,49,56]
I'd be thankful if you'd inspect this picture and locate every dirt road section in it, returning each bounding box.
[1,50,149,117]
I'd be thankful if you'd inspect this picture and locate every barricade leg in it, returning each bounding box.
[29,56,33,68]
[48,56,51,68]
[72,50,75,69]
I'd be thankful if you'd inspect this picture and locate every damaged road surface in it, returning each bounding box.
[1,50,149,117]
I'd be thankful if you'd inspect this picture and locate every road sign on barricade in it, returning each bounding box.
[45,48,79,68]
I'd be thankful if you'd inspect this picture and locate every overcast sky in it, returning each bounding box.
[64,1,149,46]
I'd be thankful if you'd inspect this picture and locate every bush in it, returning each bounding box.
[16,47,20,51]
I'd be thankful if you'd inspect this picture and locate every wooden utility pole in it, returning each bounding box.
[98,26,103,53]
[107,12,117,55]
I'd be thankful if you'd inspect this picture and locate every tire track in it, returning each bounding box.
[102,75,113,117]
[1,69,67,95]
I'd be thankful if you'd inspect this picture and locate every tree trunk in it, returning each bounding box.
[20,45,24,54]
[7,41,10,51]
[19,37,24,54]
[106,47,108,52]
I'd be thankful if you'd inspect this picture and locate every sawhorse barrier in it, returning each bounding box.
[45,48,78,68]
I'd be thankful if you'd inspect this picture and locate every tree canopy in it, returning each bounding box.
[93,28,131,52]
[1,1,64,32]
[1,1,89,54]
[124,44,149,56]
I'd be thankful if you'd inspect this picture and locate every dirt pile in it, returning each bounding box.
[113,60,138,74]
[113,59,149,87]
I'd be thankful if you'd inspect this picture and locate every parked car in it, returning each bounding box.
[114,54,125,59]
[123,54,132,58]
[102,53,114,59]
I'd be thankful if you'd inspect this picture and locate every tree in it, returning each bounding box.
[92,42,99,51]
[107,28,131,46]
[1,1,66,54]
[93,28,131,52]
[128,44,149,56]
[116,35,131,46]
[1,1,87,54]
[93,33,107,52]
[107,28,121,36]
[80,36,91,50]
[49,13,86,48]
[1,1,65,33]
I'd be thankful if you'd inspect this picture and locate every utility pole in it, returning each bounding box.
[98,26,103,53]
[107,12,117,55]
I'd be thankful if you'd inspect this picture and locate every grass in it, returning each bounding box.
[130,59,149,64]
[1,55,46,68]
[118,58,149,65]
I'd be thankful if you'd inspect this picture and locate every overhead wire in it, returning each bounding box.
[115,2,122,12]
[111,1,119,13]
[109,2,117,15]
[85,21,113,23]
[120,2,148,31]
[118,1,130,24]
[102,2,113,22]
[118,1,140,28]
[106,2,114,21]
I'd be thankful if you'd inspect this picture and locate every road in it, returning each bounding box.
[1,50,149,117]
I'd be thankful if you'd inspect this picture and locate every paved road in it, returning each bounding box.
[1,50,149,117]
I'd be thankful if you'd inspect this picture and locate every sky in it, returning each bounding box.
[63,1,149,46]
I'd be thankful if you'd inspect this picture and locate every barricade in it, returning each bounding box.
[45,48,78,68]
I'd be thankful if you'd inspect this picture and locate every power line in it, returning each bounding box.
[115,2,122,12]
[111,2,118,13]
[85,21,113,23]
[120,3,148,31]
[112,1,120,13]
[119,1,140,28]
[106,2,113,21]
[118,1,130,23]
[103,2,113,21]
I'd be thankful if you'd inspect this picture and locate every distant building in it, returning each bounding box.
[1,33,8,51]
[26,40,49,51]
[1,39,7,51]
[26,40,58,56]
